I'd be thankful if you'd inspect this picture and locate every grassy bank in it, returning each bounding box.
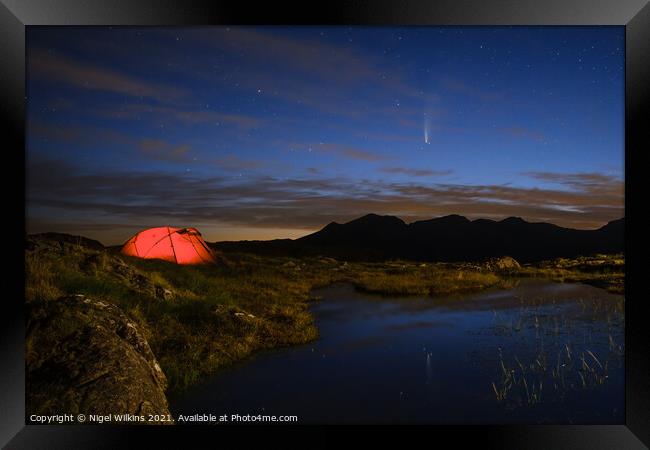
[516,254,624,294]
[25,237,624,394]
[26,246,331,392]
[345,261,506,296]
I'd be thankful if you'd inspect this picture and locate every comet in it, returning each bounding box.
[423,114,431,144]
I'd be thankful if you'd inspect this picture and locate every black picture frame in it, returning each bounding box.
[3,0,649,448]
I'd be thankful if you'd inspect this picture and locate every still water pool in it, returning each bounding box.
[169,279,624,424]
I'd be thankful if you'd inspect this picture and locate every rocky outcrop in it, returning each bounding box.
[25,235,96,257]
[26,294,171,423]
[82,252,174,301]
[485,256,521,271]
[26,234,175,302]
[28,232,105,250]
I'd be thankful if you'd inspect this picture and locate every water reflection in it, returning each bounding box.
[170,279,624,424]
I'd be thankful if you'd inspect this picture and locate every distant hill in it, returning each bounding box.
[27,232,105,251]
[212,214,624,263]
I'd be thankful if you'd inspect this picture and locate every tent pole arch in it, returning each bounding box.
[187,235,212,264]
[168,226,179,264]
[141,228,178,259]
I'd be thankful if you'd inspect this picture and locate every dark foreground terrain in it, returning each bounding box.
[25,232,624,423]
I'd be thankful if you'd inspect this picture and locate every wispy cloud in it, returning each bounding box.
[206,28,377,85]
[522,171,623,196]
[502,126,546,143]
[441,78,502,102]
[29,49,187,102]
[28,119,199,164]
[28,120,133,146]
[176,28,426,118]
[138,139,192,162]
[379,167,453,177]
[106,103,262,129]
[27,160,624,242]
[214,155,264,171]
[284,142,387,162]
[318,143,386,162]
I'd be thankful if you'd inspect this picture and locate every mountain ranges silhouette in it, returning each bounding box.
[213,214,624,263]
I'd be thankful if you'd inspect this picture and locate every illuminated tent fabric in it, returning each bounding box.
[121,227,216,265]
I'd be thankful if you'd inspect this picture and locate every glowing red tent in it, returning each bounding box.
[121,227,216,265]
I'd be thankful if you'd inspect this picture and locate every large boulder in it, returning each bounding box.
[26,294,171,423]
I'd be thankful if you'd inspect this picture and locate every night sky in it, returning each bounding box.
[27,26,624,245]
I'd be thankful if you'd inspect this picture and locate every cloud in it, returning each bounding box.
[29,121,81,142]
[175,28,425,118]
[208,28,376,85]
[522,171,623,192]
[379,167,453,177]
[521,172,624,208]
[138,139,192,162]
[28,48,187,102]
[28,120,133,146]
[358,131,421,144]
[284,142,386,162]
[27,160,624,243]
[27,29,434,130]
[214,155,264,171]
[317,143,386,162]
[390,179,623,216]
[441,78,501,102]
[502,126,546,143]
[106,104,262,129]
[28,119,198,164]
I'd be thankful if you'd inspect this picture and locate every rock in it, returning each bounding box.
[82,253,174,301]
[28,232,105,251]
[26,295,171,423]
[486,256,521,271]
[232,309,256,320]
[318,257,338,264]
[155,286,174,301]
[25,236,89,257]
[25,239,174,300]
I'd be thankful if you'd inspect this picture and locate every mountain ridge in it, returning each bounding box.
[215,214,624,262]
[27,214,624,263]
